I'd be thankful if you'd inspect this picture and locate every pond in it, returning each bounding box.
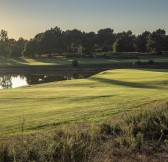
[0,73,93,89]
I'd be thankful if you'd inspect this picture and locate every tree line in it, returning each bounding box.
[0,30,27,59]
[0,27,168,58]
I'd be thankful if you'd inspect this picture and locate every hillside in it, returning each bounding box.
[0,69,168,136]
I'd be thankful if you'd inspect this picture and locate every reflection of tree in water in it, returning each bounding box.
[25,75,67,85]
[0,75,12,89]
[0,73,92,89]
[25,74,88,85]
[73,73,85,79]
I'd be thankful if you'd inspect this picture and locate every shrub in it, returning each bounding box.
[0,142,10,162]
[148,60,154,64]
[100,123,122,136]
[100,123,113,135]
[1,129,97,162]
[123,102,168,141]
[136,60,142,65]
[72,59,79,67]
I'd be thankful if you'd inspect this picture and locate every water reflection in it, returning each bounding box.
[0,75,13,89]
[0,75,27,89]
[0,73,91,89]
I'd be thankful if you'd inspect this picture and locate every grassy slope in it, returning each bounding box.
[0,57,168,66]
[0,69,168,136]
[1,58,121,66]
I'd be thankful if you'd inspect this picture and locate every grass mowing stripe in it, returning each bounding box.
[0,69,168,136]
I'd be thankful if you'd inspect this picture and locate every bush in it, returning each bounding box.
[100,123,122,136]
[72,60,79,67]
[1,130,96,162]
[123,102,168,141]
[136,60,142,65]
[148,60,154,64]
[156,51,163,55]
[0,142,10,162]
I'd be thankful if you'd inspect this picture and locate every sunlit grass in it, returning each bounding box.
[0,69,168,136]
[0,57,168,66]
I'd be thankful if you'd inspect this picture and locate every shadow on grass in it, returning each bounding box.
[13,58,29,63]
[32,58,71,65]
[137,68,168,73]
[1,58,29,66]
[90,77,166,89]
[28,118,78,131]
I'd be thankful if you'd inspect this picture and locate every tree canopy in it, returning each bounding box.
[0,27,168,58]
[0,30,12,59]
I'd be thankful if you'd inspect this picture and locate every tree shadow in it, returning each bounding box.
[13,58,29,64]
[1,58,29,66]
[32,58,68,65]
[90,77,166,89]
[136,68,168,73]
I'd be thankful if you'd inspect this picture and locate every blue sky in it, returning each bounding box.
[0,0,168,39]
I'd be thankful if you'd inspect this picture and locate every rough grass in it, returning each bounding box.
[0,69,168,136]
[1,100,168,162]
[94,100,168,162]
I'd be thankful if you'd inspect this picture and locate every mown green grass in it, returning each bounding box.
[0,57,168,66]
[0,58,120,66]
[0,69,168,136]
[1,101,168,162]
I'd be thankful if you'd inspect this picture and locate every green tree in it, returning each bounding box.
[134,31,150,52]
[146,29,166,53]
[82,32,96,56]
[37,27,63,54]
[22,39,37,57]
[113,31,135,52]
[0,30,12,59]
[9,38,27,57]
[165,36,168,51]
[97,28,115,52]
[113,38,125,52]
[0,30,8,41]
[64,29,83,53]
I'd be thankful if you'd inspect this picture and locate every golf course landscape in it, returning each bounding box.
[1,67,168,161]
[1,68,168,136]
[1,0,168,161]
[0,57,168,66]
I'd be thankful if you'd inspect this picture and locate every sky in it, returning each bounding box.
[0,0,168,39]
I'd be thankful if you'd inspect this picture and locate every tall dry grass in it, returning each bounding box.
[0,100,168,162]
